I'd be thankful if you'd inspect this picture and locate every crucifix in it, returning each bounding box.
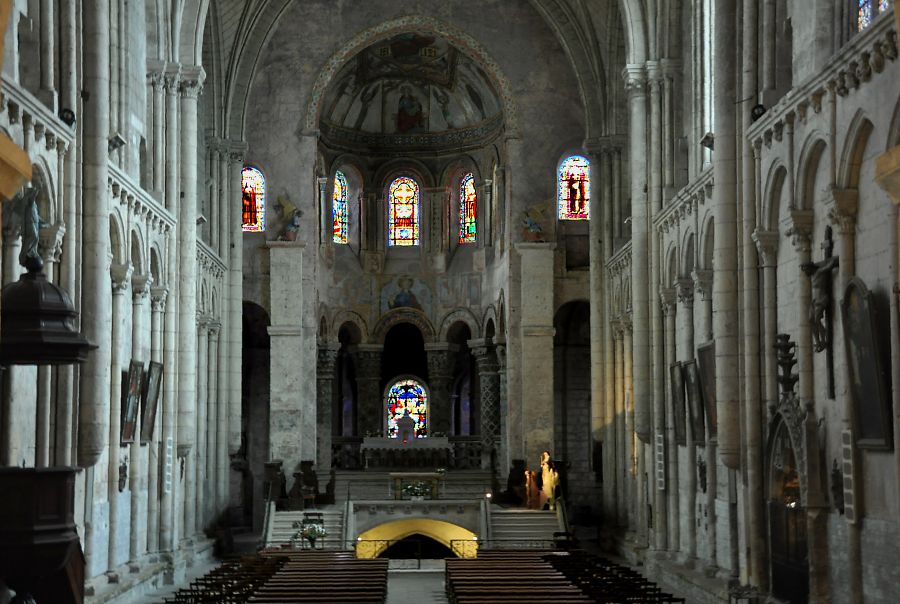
[801,226,839,398]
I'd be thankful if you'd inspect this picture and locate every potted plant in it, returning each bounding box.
[402,480,430,501]
[292,520,327,549]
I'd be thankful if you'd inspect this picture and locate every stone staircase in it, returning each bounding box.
[488,509,561,549]
[332,469,493,502]
[263,507,346,549]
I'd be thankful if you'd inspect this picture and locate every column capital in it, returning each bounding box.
[354,345,383,378]
[676,278,694,306]
[470,343,499,374]
[178,65,206,99]
[620,312,633,333]
[39,222,66,264]
[622,64,647,97]
[783,209,814,254]
[426,345,457,380]
[317,344,340,376]
[163,64,181,94]
[691,269,713,300]
[659,287,677,315]
[207,321,222,338]
[826,187,859,234]
[150,286,169,311]
[131,273,153,301]
[752,229,780,267]
[495,343,507,371]
[111,262,134,292]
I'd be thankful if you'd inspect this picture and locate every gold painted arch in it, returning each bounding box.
[355,519,478,559]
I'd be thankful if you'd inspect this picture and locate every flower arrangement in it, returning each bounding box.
[292,520,327,543]
[402,480,430,498]
[434,467,447,476]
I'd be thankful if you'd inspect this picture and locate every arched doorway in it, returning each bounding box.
[355,519,478,559]
[767,419,809,603]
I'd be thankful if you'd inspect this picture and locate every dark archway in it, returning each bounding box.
[553,300,597,521]
[447,322,475,436]
[381,322,428,389]
[767,420,809,604]
[379,534,454,559]
[241,301,271,532]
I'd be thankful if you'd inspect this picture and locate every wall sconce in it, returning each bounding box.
[108,132,126,153]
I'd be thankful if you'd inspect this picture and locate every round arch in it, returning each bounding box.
[355,519,478,559]
[331,309,369,344]
[373,308,436,344]
[439,308,481,342]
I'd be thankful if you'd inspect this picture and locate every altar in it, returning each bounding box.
[388,471,443,500]
[360,436,450,470]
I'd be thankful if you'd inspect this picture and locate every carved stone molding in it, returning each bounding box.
[752,229,780,268]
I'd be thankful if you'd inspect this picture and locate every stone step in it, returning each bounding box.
[266,510,345,548]
[489,510,561,545]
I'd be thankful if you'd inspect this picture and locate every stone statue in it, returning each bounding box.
[5,184,47,273]
[801,226,839,353]
[522,214,544,242]
[278,208,302,241]
[539,450,559,511]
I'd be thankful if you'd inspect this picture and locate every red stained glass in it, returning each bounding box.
[241,166,265,232]
[558,155,590,220]
[458,173,477,244]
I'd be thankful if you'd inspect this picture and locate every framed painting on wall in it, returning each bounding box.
[670,362,687,445]
[696,342,717,437]
[140,361,163,444]
[121,360,144,444]
[683,360,706,441]
[841,277,893,450]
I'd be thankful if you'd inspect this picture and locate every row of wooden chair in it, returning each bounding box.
[543,551,686,603]
[446,549,594,603]
[163,555,285,603]
[247,549,389,603]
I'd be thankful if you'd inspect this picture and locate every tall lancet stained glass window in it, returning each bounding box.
[333,170,349,244]
[241,166,265,232]
[459,173,477,244]
[858,0,891,31]
[388,176,420,246]
[558,155,590,220]
[386,378,428,438]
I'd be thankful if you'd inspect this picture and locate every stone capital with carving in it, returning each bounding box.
[676,278,694,306]
[178,65,206,99]
[317,344,340,377]
[622,64,647,98]
[39,222,66,264]
[783,209,814,254]
[354,346,383,379]
[659,287,677,315]
[131,273,153,301]
[752,228,780,268]
[207,321,222,338]
[826,187,859,234]
[150,286,169,312]
[110,262,134,293]
[691,269,713,301]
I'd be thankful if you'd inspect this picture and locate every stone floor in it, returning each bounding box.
[386,560,447,604]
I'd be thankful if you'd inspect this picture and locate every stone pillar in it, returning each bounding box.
[206,322,220,521]
[228,148,245,455]
[148,286,167,554]
[129,273,151,566]
[355,345,384,437]
[661,289,679,553]
[316,344,340,472]
[692,269,716,570]
[57,135,76,466]
[38,0,55,103]
[425,344,456,436]
[613,321,626,525]
[604,312,618,525]
[108,262,133,575]
[495,342,509,477]
[515,242,556,468]
[176,68,203,457]
[267,241,311,470]
[624,65,651,443]
[194,318,209,532]
[677,279,697,563]
[216,311,230,510]
[470,340,500,472]
[621,315,634,532]
[712,0,741,470]
[35,226,63,467]
[147,65,165,195]
[1,230,29,467]
[78,0,112,469]
[159,229,178,551]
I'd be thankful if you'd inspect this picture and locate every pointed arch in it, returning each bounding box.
[839,112,875,190]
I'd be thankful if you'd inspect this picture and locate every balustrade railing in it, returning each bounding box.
[330,435,485,470]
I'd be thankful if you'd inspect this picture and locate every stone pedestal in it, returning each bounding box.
[515,242,556,469]
[266,242,312,472]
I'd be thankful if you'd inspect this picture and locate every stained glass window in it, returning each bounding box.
[458,173,477,244]
[386,378,428,438]
[241,166,265,232]
[859,0,890,31]
[333,170,349,244]
[388,176,419,246]
[558,155,590,220]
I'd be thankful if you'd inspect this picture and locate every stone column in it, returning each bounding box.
[692,269,716,570]
[425,344,456,436]
[108,262,133,575]
[216,310,230,510]
[38,0,55,103]
[515,242,556,468]
[267,241,310,471]
[147,64,165,195]
[228,148,245,455]
[661,288,679,553]
[36,225,63,467]
[713,0,740,470]
[753,231,779,413]
[613,321,625,524]
[206,322,220,520]
[148,286,167,554]
[159,228,178,551]
[621,315,634,531]
[316,344,340,472]
[495,342,509,477]
[194,318,209,532]
[57,135,76,465]
[355,345,384,437]
[129,273,151,567]
[470,340,500,472]
[78,0,113,470]
[677,278,696,563]
[624,66,651,443]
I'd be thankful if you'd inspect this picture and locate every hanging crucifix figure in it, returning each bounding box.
[801,225,839,397]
